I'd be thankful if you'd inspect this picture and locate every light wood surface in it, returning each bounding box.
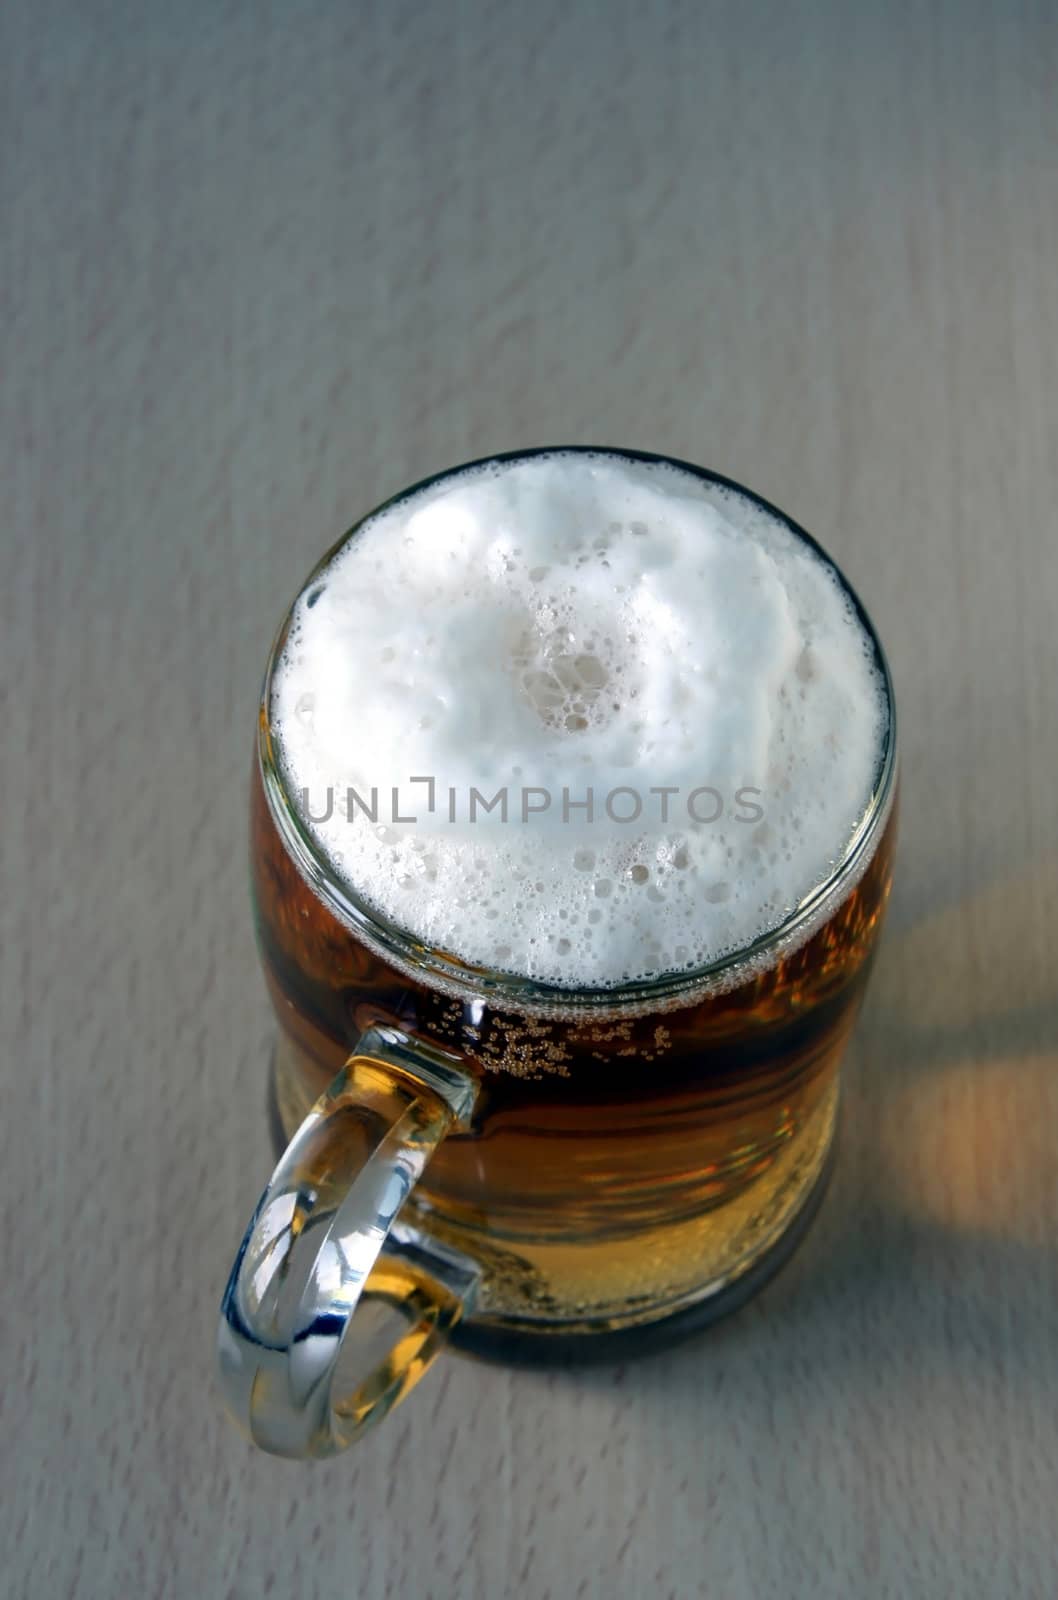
[4,2,1057,1595]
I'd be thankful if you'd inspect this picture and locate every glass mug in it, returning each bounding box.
[217,449,897,1459]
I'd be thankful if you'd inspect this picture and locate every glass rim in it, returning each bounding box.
[257,445,898,1013]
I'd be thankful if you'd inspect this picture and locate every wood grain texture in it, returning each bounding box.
[3,1,1057,1595]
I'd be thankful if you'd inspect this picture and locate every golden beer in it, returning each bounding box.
[254,757,895,1339]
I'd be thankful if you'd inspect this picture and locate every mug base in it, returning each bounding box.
[269,1063,836,1369]
[447,1133,836,1366]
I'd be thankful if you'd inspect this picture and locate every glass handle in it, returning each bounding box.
[217,1024,480,1458]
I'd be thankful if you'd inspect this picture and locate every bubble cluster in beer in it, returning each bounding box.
[271,452,888,988]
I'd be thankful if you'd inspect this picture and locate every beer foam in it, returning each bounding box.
[271,452,888,989]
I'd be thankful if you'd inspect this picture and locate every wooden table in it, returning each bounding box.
[5,2,1057,1594]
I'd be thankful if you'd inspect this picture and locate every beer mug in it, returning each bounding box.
[218,449,897,1458]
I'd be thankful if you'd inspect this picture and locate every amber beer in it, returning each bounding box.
[254,767,894,1335]
[244,441,889,1337]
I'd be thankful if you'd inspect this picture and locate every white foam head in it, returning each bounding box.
[271,452,889,989]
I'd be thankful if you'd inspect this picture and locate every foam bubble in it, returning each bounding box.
[271,452,888,988]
